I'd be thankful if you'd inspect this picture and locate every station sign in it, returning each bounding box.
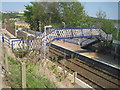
[113,40,120,45]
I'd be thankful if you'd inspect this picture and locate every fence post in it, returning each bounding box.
[2,34,4,43]
[0,63,2,89]
[11,41,13,50]
[21,62,26,88]
[5,47,8,72]
[73,72,77,84]
[0,41,3,89]
[0,36,6,89]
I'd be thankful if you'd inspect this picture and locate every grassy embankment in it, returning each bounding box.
[7,56,56,88]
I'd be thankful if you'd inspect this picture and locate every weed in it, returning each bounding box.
[49,65,57,71]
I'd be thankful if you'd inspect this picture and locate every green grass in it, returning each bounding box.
[26,73,56,88]
[8,56,21,88]
[49,65,57,71]
[26,64,56,88]
[7,56,56,88]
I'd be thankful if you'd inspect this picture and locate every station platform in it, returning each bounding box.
[52,40,120,70]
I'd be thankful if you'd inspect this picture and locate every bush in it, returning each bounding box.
[52,56,58,62]
[13,48,29,58]
[49,65,57,70]
[28,66,35,73]
[7,56,21,88]
[8,56,17,64]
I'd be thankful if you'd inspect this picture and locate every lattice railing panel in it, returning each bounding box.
[11,28,112,51]
[43,28,103,47]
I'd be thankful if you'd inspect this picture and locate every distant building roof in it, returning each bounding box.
[15,21,30,28]
[19,11,24,14]
[17,15,24,17]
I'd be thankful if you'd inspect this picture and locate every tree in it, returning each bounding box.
[24,1,92,31]
[32,2,46,32]
[24,4,34,30]
[96,10,106,19]
[95,10,115,33]
[24,2,62,32]
[59,2,88,28]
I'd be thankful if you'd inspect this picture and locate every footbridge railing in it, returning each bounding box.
[42,28,112,47]
[8,28,112,50]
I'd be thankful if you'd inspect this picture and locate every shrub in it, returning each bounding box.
[52,56,58,62]
[13,48,29,58]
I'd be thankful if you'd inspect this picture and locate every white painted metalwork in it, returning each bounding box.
[9,28,112,50]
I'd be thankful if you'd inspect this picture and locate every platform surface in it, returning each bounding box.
[52,40,120,69]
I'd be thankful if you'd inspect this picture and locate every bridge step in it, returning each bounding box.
[81,39,100,48]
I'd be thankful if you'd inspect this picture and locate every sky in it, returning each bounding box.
[81,2,119,20]
[1,1,119,20]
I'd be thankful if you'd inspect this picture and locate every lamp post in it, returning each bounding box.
[62,22,65,42]
[62,21,65,28]
[38,21,41,32]
[44,25,52,59]
[44,25,52,35]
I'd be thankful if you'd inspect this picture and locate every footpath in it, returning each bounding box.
[0,41,11,89]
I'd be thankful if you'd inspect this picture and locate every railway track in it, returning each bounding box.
[6,23,15,36]
[6,22,34,39]
[49,46,120,89]
[49,47,120,79]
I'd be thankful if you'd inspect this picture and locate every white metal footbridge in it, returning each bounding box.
[9,28,112,50]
